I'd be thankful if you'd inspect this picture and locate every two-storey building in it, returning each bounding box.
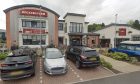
[58,13,100,47]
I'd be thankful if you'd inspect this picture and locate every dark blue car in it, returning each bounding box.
[108,41,140,57]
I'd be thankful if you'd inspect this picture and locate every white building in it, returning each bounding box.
[94,23,140,48]
[58,13,89,46]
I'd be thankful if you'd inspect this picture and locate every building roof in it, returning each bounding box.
[0,29,6,32]
[85,22,89,24]
[3,4,60,17]
[94,23,140,32]
[63,13,86,19]
[58,20,65,22]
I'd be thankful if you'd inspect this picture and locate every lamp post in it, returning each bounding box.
[114,14,118,48]
[39,5,42,48]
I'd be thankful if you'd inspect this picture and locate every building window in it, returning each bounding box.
[132,36,140,41]
[58,23,63,30]
[23,35,46,45]
[70,22,83,33]
[22,19,46,28]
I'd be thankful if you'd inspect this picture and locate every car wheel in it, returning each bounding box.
[76,61,81,69]
[31,72,35,76]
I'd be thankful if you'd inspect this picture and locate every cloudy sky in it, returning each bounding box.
[0,0,140,29]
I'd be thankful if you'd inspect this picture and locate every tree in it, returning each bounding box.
[132,20,140,30]
[88,23,105,32]
[127,20,134,26]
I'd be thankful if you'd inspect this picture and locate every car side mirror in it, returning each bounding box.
[42,55,45,59]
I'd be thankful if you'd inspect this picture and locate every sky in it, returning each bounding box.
[0,0,140,29]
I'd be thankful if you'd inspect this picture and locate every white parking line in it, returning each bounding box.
[69,64,84,81]
[40,80,43,84]
[0,78,1,81]
[76,75,80,78]
[39,58,43,84]
[80,78,83,81]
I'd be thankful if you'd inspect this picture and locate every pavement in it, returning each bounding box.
[74,70,140,84]
[100,54,140,73]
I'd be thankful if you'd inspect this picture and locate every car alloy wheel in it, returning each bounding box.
[76,61,81,69]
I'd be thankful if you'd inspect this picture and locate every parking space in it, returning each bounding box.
[0,57,114,84]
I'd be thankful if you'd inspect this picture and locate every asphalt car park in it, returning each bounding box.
[0,57,114,84]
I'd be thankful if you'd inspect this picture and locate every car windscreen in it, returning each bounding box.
[83,50,98,57]
[46,51,63,59]
[5,56,31,63]
[135,46,140,51]
[126,45,135,50]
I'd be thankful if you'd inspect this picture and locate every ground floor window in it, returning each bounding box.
[23,35,46,45]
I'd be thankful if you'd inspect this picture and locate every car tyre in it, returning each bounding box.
[31,72,35,76]
[76,61,81,69]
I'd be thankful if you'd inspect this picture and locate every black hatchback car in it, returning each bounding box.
[0,48,37,80]
[65,46,100,69]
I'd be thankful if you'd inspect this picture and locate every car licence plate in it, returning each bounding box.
[90,58,96,61]
[11,71,24,75]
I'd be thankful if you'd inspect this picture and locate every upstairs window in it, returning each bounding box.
[58,23,63,30]
[70,22,83,33]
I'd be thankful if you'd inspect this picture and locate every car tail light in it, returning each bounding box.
[1,64,8,67]
[80,55,87,60]
[25,60,32,64]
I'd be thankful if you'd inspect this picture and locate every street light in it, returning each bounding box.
[114,14,118,48]
[39,5,42,48]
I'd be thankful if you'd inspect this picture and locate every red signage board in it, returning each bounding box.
[23,29,47,34]
[20,9,48,17]
[119,28,126,36]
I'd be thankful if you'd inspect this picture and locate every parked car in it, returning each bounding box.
[0,49,37,80]
[108,41,140,57]
[65,46,100,69]
[43,48,67,75]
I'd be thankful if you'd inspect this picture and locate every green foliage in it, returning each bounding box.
[127,19,140,30]
[111,52,129,61]
[100,57,112,69]
[0,52,8,60]
[88,23,105,32]
[129,57,138,63]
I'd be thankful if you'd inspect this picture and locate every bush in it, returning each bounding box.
[0,52,8,60]
[100,57,113,69]
[129,57,138,63]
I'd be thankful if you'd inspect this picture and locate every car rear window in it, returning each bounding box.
[5,56,31,63]
[83,50,98,57]
[46,51,63,59]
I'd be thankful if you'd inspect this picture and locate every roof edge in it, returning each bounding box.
[3,4,60,17]
[63,13,86,19]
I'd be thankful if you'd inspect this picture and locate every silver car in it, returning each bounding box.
[43,48,67,75]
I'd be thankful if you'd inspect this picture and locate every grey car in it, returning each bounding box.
[43,48,67,75]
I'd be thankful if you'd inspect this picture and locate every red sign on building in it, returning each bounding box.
[23,29,47,34]
[20,9,48,17]
[119,28,126,36]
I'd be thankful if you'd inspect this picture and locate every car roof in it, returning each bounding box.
[46,48,59,52]
[72,46,96,51]
[121,41,140,45]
